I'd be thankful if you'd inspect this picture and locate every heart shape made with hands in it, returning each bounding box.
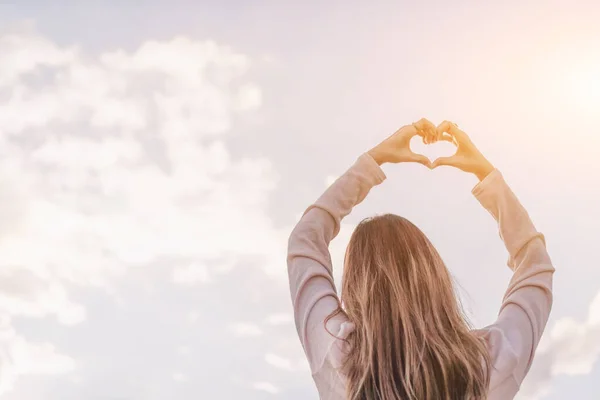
[409,135,457,163]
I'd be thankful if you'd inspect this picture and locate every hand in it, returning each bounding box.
[368,118,436,167]
[431,120,495,181]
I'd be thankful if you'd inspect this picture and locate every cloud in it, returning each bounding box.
[265,313,293,326]
[519,290,600,399]
[253,381,280,394]
[176,346,192,356]
[0,314,76,395]
[0,26,280,395]
[0,266,85,325]
[187,311,201,324]
[172,372,188,383]
[172,263,211,286]
[265,353,294,371]
[230,323,263,337]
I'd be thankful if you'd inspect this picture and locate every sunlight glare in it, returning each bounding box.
[566,62,600,112]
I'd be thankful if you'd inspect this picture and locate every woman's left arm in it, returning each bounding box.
[287,119,435,373]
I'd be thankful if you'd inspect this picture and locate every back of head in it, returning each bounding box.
[335,214,490,400]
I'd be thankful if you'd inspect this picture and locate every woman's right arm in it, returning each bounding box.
[433,121,555,384]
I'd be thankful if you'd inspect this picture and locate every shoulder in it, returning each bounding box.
[321,317,355,370]
[311,318,355,398]
[474,325,521,392]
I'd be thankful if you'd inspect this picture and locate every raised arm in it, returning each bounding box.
[432,121,555,386]
[287,153,385,372]
[473,169,554,384]
[287,119,436,374]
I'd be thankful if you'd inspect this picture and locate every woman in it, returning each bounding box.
[287,119,555,400]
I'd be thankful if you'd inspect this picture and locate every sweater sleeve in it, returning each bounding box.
[473,169,555,384]
[287,153,386,372]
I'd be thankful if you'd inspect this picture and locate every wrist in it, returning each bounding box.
[367,148,386,165]
[474,159,494,181]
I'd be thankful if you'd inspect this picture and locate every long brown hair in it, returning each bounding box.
[327,214,491,400]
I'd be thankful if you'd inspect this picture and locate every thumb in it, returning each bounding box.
[431,156,456,169]
[408,153,432,168]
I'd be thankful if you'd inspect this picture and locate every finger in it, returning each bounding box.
[425,120,439,143]
[431,156,457,169]
[425,131,434,144]
[423,126,435,143]
[440,133,458,146]
[436,127,448,142]
[414,118,435,135]
[437,120,466,142]
[410,123,426,140]
[429,126,438,143]
[436,120,454,135]
[426,120,438,142]
[408,153,432,168]
[414,128,426,144]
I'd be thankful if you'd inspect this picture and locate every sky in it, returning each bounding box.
[0,0,598,399]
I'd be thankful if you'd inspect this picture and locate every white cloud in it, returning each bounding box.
[235,83,263,111]
[265,313,293,326]
[172,372,188,382]
[229,323,263,337]
[265,353,293,371]
[187,311,200,324]
[172,263,211,285]
[587,290,600,326]
[520,289,600,399]
[0,266,85,325]
[177,346,192,356]
[253,381,280,394]
[0,313,76,395]
[0,26,280,394]
[547,319,600,376]
[0,32,77,88]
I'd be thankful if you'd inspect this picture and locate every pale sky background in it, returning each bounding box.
[0,0,598,399]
